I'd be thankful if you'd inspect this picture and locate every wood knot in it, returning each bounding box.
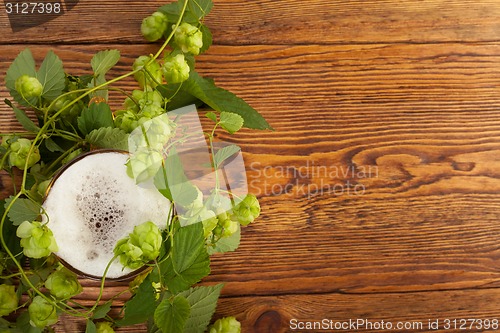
[451,161,475,172]
[254,310,283,333]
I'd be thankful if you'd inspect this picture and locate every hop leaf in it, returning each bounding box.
[219,112,243,134]
[0,284,18,317]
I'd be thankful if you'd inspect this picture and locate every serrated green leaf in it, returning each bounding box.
[88,73,108,100]
[188,0,213,20]
[4,196,40,226]
[219,111,243,134]
[91,50,120,77]
[85,320,97,333]
[116,271,159,327]
[14,108,39,132]
[182,72,272,130]
[199,24,212,54]
[44,137,64,153]
[160,222,210,294]
[37,50,65,101]
[6,48,37,106]
[16,311,42,333]
[154,295,191,333]
[205,111,217,122]
[5,100,40,132]
[77,102,114,136]
[208,225,241,255]
[213,145,240,169]
[158,2,182,25]
[92,301,112,320]
[162,151,198,207]
[86,127,128,150]
[0,199,23,258]
[180,284,223,333]
[157,84,201,111]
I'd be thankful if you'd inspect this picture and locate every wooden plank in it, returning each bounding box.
[56,288,500,332]
[1,43,500,298]
[1,1,500,44]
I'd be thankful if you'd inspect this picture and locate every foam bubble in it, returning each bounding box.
[42,151,171,279]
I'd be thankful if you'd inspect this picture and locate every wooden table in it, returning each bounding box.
[2,1,500,332]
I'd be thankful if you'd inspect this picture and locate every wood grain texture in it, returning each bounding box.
[3,0,500,44]
[2,0,500,332]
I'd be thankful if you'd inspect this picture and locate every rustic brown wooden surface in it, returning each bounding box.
[2,1,500,332]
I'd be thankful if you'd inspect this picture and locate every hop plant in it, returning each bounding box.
[126,148,163,184]
[45,268,82,299]
[137,90,165,118]
[14,74,43,99]
[114,221,162,269]
[232,194,260,226]
[0,284,18,317]
[174,22,203,55]
[162,53,190,83]
[208,316,241,333]
[122,89,145,112]
[51,92,84,121]
[28,296,58,328]
[96,321,115,333]
[114,109,139,133]
[8,138,41,170]
[133,55,163,89]
[16,221,59,259]
[141,11,168,42]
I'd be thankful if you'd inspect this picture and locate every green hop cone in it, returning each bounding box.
[209,316,241,333]
[174,22,203,55]
[221,218,239,238]
[141,12,168,42]
[0,284,18,317]
[45,268,82,299]
[52,93,84,121]
[8,138,41,170]
[129,114,174,152]
[114,239,144,270]
[114,221,162,270]
[114,109,139,133]
[162,53,190,83]
[16,221,59,259]
[96,321,115,333]
[133,55,163,89]
[123,89,145,112]
[232,194,260,226]
[138,90,164,118]
[126,148,163,183]
[28,296,58,328]
[14,75,43,99]
[129,221,162,260]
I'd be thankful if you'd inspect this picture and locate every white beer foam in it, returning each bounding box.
[42,151,171,279]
